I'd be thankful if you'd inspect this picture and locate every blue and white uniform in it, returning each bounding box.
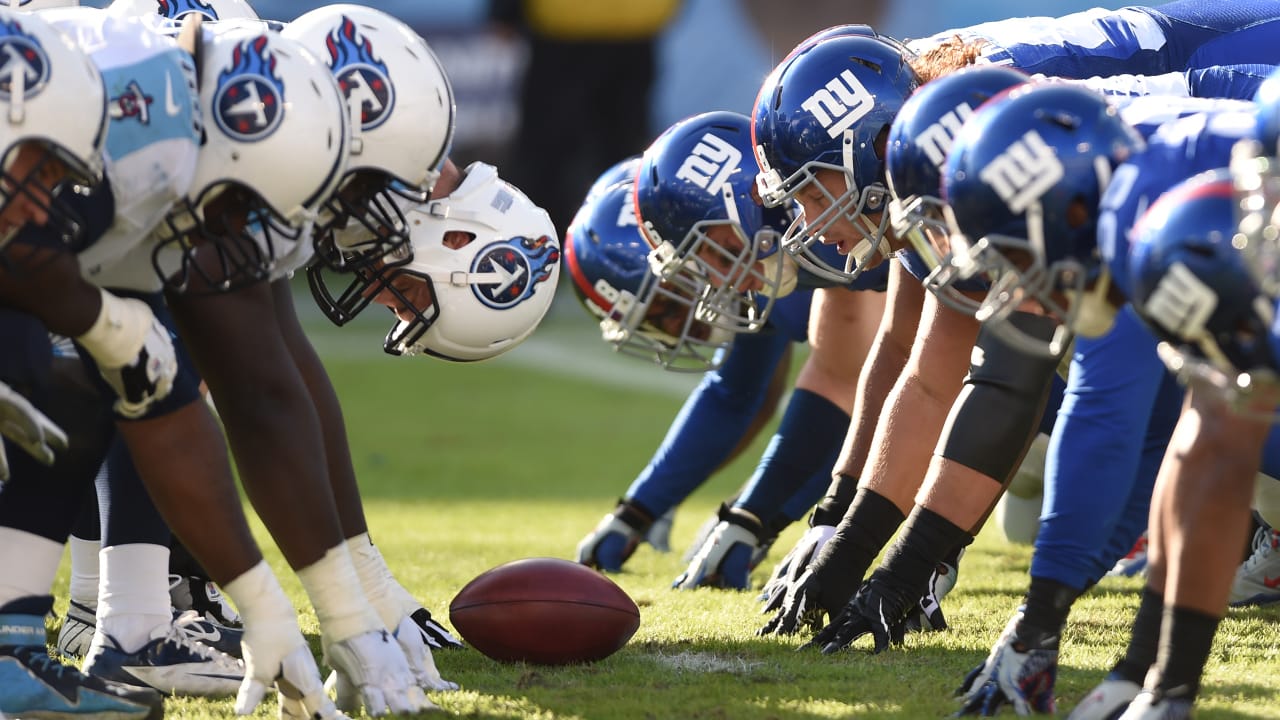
[1033,101,1257,589]
[910,1,1280,79]
[48,9,201,293]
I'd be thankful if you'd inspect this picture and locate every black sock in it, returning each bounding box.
[811,488,906,615]
[812,473,860,527]
[1153,604,1221,700]
[877,506,970,602]
[1015,576,1081,650]
[1111,587,1164,684]
[942,533,973,568]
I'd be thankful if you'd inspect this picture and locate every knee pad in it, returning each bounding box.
[938,312,1063,483]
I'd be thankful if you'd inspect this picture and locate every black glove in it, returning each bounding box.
[808,576,913,654]
[757,568,829,636]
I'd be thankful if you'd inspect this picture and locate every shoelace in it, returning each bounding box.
[158,622,242,672]
[1241,528,1280,574]
[15,646,75,681]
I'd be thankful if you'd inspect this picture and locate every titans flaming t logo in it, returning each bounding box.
[0,18,48,102]
[213,36,285,143]
[472,235,561,310]
[325,17,395,131]
[156,0,219,19]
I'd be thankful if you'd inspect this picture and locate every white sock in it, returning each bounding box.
[0,527,63,609]
[347,533,411,630]
[68,535,102,608]
[91,543,173,655]
[223,559,298,640]
[296,543,382,651]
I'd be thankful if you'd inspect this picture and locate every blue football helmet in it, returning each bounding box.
[752,31,919,283]
[636,111,794,336]
[565,177,733,372]
[585,155,640,202]
[1232,67,1280,298]
[885,65,1028,314]
[942,83,1144,357]
[1130,170,1280,415]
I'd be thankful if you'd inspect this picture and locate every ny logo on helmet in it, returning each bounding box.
[472,235,561,310]
[213,36,286,143]
[617,187,638,227]
[157,0,219,19]
[801,69,874,139]
[0,18,49,102]
[979,129,1064,214]
[325,17,395,131]
[675,133,742,195]
[918,103,974,168]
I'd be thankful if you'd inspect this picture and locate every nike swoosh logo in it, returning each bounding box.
[1263,576,1280,589]
[179,624,222,643]
[164,72,181,116]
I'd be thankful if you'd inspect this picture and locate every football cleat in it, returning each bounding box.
[56,603,243,660]
[1067,674,1143,720]
[1115,690,1193,720]
[168,575,242,628]
[1228,525,1280,607]
[1108,532,1149,578]
[1,613,164,720]
[55,600,97,658]
[171,610,244,659]
[84,624,244,698]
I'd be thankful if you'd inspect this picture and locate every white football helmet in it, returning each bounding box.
[0,8,105,249]
[282,3,454,268]
[0,1,79,11]
[311,163,560,362]
[106,0,257,21]
[154,24,348,292]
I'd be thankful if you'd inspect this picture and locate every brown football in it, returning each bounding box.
[449,557,641,665]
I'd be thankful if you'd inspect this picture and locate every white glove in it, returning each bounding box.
[955,609,1023,707]
[673,520,761,590]
[324,629,436,716]
[645,508,675,553]
[97,310,178,420]
[393,614,458,692]
[235,624,347,719]
[759,524,835,605]
[576,513,643,572]
[0,380,67,481]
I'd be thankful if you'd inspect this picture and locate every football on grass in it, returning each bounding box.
[449,557,641,665]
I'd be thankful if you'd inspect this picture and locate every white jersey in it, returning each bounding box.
[45,8,200,291]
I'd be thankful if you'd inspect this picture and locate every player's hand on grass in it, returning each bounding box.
[956,635,1059,716]
[808,576,910,654]
[325,629,437,716]
[408,606,464,651]
[955,610,1023,702]
[757,567,831,636]
[393,613,459,692]
[0,380,67,482]
[674,506,764,590]
[759,524,836,605]
[576,500,650,572]
[235,623,347,719]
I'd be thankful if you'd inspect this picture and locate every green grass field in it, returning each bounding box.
[53,287,1280,718]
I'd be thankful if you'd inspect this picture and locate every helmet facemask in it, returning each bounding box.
[893,192,986,315]
[962,204,1082,358]
[605,268,734,372]
[312,169,416,272]
[154,181,303,293]
[762,154,891,284]
[0,140,101,262]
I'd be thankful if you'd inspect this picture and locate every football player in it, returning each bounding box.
[757,2,1280,640]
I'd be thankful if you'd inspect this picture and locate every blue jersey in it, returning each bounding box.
[1067,63,1275,99]
[1100,102,1255,297]
[912,1,1280,79]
